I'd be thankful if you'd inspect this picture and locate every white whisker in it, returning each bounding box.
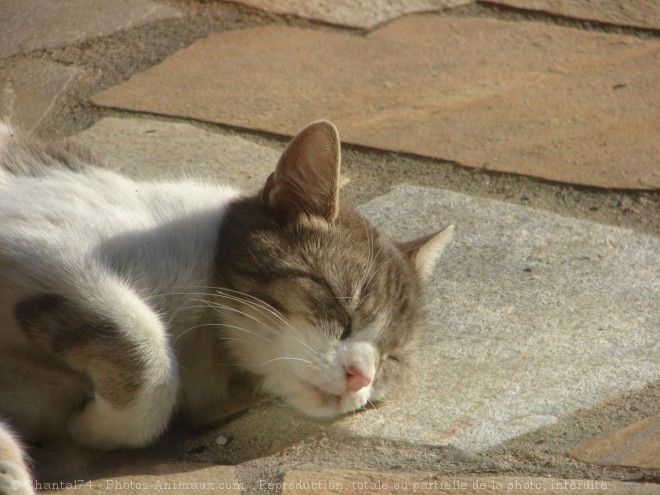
[212,290,289,330]
[173,321,276,348]
[150,286,325,364]
[259,357,321,370]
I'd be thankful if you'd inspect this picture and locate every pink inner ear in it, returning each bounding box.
[261,121,341,220]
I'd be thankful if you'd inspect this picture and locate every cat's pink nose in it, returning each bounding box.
[345,366,371,392]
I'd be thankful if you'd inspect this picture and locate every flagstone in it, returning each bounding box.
[90,17,660,189]
[569,414,660,470]
[202,185,660,454]
[0,0,181,60]
[231,0,472,29]
[481,0,660,31]
[76,117,281,193]
[281,470,659,494]
[0,60,80,134]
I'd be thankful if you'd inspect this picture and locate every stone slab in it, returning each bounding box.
[45,463,239,494]
[281,471,660,494]
[569,414,660,469]
[90,17,660,189]
[211,185,660,454]
[481,0,660,31]
[0,60,80,134]
[231,0,472,29]
[76,117,281,193]
[0,0,181,60]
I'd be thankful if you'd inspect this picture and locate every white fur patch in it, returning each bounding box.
[0,165,241,449]
[228,308,380,418]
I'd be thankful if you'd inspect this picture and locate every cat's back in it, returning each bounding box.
[0,123,238,250]
[0,123,240,327]
[0,122,142,230]
[1,124,222,231]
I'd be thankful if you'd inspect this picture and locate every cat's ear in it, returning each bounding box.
[261,120,340,222]
[399,225,454,280]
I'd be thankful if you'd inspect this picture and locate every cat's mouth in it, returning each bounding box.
[301,380,341,404]
[296,379,368,417]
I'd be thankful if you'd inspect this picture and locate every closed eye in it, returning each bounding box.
[339,321,352,340]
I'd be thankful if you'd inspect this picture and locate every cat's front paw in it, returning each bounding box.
[68,395,170,450]
[0,461,34,495]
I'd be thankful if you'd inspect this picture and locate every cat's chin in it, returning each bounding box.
[287,379,371,419]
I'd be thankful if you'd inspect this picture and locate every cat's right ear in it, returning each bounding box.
[399,225,455,280]
[260,120,340,222]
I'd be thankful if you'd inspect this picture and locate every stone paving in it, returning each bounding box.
[1,0,659,494]
[90,16,660,189]
[570,414,660,470]
[358,186,659,450]
[229,0,472,29]
[77,117,281,191]
[481,0,660,30]
[0,0,181,59]
[0,60,80,133]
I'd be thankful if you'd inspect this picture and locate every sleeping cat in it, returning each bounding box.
[0,120,453,494]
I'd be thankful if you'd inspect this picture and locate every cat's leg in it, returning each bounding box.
[0,421,34,495]
[14,283,178,451]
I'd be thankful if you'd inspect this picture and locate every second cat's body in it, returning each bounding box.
[0,121,453,495]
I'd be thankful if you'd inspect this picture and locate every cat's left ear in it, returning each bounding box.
[399,225,455,280]
[261,120,340,222]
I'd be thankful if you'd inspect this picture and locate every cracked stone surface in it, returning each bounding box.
[0,60,80,134]
[185,185,660,454]
[0,0,181,60]
[230,0,472,29]
[481,0,660,31]
[90,17,660,189]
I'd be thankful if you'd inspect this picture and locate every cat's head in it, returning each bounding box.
[215,121,453,418]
